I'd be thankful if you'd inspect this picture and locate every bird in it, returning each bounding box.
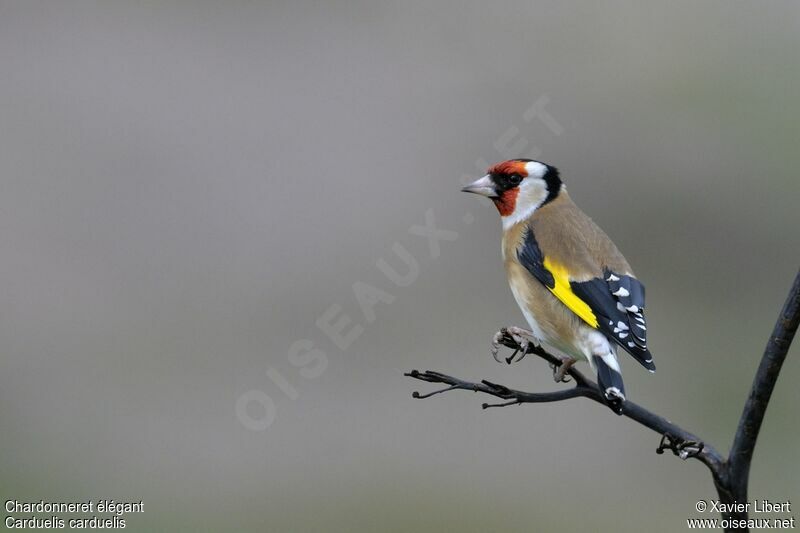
[461,159,653,413]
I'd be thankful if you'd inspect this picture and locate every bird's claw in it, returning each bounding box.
[549,357,576,383]
[490,326,535,365]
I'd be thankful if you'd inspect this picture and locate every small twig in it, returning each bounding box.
[412,384,459,399]
[405,369,589,404]
[407,329,723,473]
[483,399,522,409]
[406,365,722,473]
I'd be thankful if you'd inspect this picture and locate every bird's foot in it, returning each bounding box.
[490,326,536,365]
[549,356,577,383]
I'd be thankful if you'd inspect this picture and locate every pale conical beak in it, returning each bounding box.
[461,175,496,197]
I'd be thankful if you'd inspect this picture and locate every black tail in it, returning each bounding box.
[594,355,626,415]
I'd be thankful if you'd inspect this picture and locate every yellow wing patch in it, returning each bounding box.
[542,257,599,328]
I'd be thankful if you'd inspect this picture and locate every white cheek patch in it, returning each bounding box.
[501,178,548,229]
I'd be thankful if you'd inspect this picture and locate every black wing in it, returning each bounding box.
[571,271,654,371]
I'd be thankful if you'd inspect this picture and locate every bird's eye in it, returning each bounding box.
[509,174,522,185]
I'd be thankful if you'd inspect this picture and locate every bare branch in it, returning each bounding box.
[406,332,725,475]
[722,268,800,520]
[407,369,589,404]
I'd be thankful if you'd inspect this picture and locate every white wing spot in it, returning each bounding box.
[607,274,620,282]
[612,287,630,298]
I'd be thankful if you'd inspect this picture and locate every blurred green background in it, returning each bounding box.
[1,1,798,531]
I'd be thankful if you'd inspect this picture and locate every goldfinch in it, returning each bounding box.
[462,159,654,413]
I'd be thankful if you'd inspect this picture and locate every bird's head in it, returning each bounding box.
[462,159,562,226]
